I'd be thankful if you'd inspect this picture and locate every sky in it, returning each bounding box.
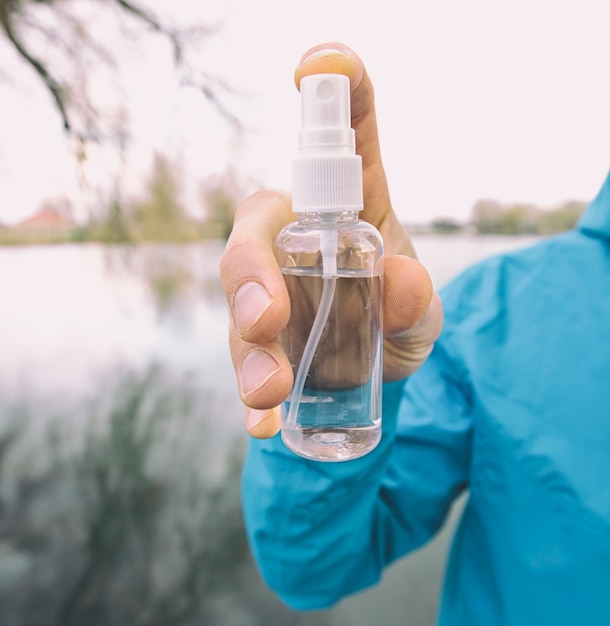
[1,0,609,226]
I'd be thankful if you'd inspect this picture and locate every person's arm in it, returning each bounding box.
[242,334,472,609]
[220,42,447,606]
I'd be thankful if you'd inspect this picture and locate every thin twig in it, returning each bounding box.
[0,1,73,132]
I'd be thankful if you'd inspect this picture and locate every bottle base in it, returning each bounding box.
[281,426,381,462]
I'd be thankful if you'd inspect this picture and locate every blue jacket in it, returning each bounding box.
[242,170,610,625]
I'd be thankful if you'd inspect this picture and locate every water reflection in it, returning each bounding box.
[0,366,328,626]
[101,243,226,316]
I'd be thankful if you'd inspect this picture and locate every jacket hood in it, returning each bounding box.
[578,168,610,239]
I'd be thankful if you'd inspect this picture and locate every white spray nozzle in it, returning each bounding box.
[299,74,354,154]
[292,74,363,213]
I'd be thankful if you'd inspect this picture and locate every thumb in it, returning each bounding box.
[382,255,444,381]
[383,255,434,337]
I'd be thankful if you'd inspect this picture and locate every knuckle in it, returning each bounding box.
[233,188,291,224]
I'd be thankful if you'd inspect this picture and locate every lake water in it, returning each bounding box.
[0,235,539,395]
[0,235,540,626]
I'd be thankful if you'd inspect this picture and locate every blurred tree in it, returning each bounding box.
[536,200,585,235]
[471,199,504,234]
[471,198,585,235]
[496,204,536,236]
[82,193,133,244]
[101,198,132,243]
[0,0,240,144]
[200,168,249,240]
[430,218,463,234]
[130,153,193,242]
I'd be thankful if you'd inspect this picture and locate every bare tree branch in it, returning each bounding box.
[180,73,245,132]
[0,0,72,132]
[0,0,237,142]
[111,0,182,61]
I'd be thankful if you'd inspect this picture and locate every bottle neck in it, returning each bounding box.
[297,211,358,226]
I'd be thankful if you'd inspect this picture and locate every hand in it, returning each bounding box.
[220,43,444,438]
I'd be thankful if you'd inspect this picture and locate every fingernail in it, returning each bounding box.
[246,407,281,438]
[233,282,272,333]
[300,46,348,65]
[241,350,281,397]
[296,45,362,91]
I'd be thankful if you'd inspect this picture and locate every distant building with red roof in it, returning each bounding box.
[18,204,73,230]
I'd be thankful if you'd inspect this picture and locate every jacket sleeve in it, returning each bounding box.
[241,335,473,610]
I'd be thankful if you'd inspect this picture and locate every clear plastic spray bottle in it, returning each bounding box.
[274,74,384,462]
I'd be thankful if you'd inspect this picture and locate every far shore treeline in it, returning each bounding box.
[411,198,586,236]
[0,155,241,247]
[1,154,587,246]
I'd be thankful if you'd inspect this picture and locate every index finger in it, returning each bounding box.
[219,190,292,344]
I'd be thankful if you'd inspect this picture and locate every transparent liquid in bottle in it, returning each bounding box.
[280,267,382,461]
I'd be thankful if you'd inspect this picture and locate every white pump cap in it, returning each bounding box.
[292,74,363,213]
